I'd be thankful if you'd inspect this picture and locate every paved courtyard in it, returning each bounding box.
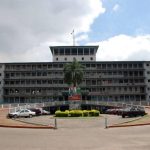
[1,115,150,150]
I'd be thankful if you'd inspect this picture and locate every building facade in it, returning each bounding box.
[0,45,150,103]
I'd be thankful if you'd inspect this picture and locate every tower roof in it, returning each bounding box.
[50,45,99,55]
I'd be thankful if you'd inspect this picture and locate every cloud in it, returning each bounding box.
[0,0,105,62]
[89,34,150,61]
[113,4,120,12]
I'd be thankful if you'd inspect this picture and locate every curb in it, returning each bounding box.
[108,122,150,128]
[0,124,55,129]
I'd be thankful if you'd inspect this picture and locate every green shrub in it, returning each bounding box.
[89,109,100,116]
[65,110,69,113]
[55,110,69,117]
[69,110,75,117]
[69,110,83,117]
[74,110,83,117]
[83,110,89,117]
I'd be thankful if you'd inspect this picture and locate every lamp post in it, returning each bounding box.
[15,89,19,103]
[32,90,40,103]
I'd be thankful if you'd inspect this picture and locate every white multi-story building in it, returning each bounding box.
[0,64,5,103]
[0,45,150,103]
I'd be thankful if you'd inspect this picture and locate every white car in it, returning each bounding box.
[8,109,36,118]
[42,110,50,115]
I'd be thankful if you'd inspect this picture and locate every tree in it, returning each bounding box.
[64,59,84,87]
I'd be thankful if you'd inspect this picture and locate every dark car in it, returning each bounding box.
[121,107,146,118]
[29,108,42,116]
[105,108,123,115]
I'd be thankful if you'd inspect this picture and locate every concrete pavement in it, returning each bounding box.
[0,123,150,150]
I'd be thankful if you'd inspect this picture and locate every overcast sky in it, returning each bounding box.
[0,0,150,62]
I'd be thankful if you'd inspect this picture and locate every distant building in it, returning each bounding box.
[0,45,150,103]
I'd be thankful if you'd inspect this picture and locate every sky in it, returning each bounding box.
[0,0,150,62]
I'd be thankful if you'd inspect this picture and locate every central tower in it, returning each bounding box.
[50,45,99,62]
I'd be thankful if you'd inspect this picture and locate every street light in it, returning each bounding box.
[32,90,40,103]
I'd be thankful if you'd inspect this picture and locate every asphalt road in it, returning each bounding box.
[0,116,150,150]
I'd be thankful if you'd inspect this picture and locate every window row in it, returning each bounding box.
[4,80,64,85]
[84,79,144,85]
[5,71,63,78]
[55,57,93,61]
[84,71,144,77]
[5,62,144,70]
[53,48,95,55]
[5,64,64,70]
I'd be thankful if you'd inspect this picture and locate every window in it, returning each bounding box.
[64,57,67,61]
[0,73,1,76]
[48,64,52,68]
[72,48,77,55]
[82,57,84,61]
[138,64,143,68]
[54,48,58,55]
[11,73,14,77]
[60,48,64,55]
[118,64,122,68]
[37,72,41,76]
[90,48,94,55]
[129,87,132,91]
[133,64,137,68]
[123,64,127,68]
[84,48,89,55]
[90,57,93,60]
[102,64,106,69]
[147,64,149,66]
[113,87,116,91]
[37,80,41,84]
[65,48,70,55]
[107,64,112,69]
[113,64,117,68]
[124,87,127,91]
[20,110,25,113]
[78,48,83,55]
[42,72,47,76]
[42,80,47,84]
[26,89,30,93]
[56,57,58,61]
[129,64,132,68]
[148,79,150,82]
[147,71,150,74]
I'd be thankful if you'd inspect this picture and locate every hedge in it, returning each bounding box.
[55,110,69,117]
[55,109,100,117]
[69,110,83,117]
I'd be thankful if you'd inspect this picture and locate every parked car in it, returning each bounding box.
[29,108,42,116]
[8,109,36,118]
[42,110,50,115]
[121,107,146,118]
[116,108,123,116]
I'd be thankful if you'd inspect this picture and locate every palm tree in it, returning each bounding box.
[64,59,84,87]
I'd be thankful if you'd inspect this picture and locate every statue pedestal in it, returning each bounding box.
[69,100,81,110]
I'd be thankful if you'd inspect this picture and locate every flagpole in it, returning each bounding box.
[71,30,75,46]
